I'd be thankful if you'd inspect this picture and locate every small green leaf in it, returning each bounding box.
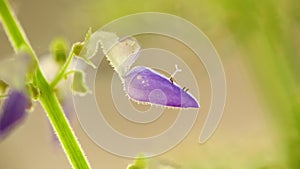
[73,28,95,68]
[0,80,9,94]
[72,71,90,95]
[127,154,148,169]
[50,38,69,66]
[73,42,84,56]
[73,42,95,68]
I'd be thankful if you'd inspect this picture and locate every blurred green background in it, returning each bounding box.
[0,0,299,168]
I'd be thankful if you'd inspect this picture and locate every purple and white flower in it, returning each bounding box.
[89,31,200,108]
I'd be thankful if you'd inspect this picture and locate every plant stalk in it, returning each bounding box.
[0,0,91,168]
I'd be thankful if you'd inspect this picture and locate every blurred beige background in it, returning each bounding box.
[0,0,285,168]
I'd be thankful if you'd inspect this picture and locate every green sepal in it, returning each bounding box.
[127,154,148,169]
[50,38,69,66]
[73,28,95,68]
[27,82,40,100]
[0,80,9,94]
[72,71,90,95]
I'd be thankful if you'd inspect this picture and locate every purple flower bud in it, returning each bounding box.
[0,90,29,139]
[124,66,200,108]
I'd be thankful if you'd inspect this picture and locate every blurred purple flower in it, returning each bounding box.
[124,66,200,108]
[0,90,29,139]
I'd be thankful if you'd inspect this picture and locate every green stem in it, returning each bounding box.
[64,70,77,78]
[0,0,91,169]
[0,0,35,59]
[51,48,75,88]
[36,69,91,169]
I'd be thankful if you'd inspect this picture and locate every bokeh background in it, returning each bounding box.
[0,0,299,168]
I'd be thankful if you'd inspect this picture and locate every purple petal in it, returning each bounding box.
[0,90,29,139]
[124,66,200,108]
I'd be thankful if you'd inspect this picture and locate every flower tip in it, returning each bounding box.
[181,96,200,109]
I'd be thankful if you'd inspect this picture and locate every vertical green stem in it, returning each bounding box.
[36,69,91,169]
[0,0,34,57]
[0,0,91,168]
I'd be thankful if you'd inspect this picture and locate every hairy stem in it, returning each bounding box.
[0,0,35,59]
[36,68,91,169]
[0,0,91,168]
[50,47,75,88]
